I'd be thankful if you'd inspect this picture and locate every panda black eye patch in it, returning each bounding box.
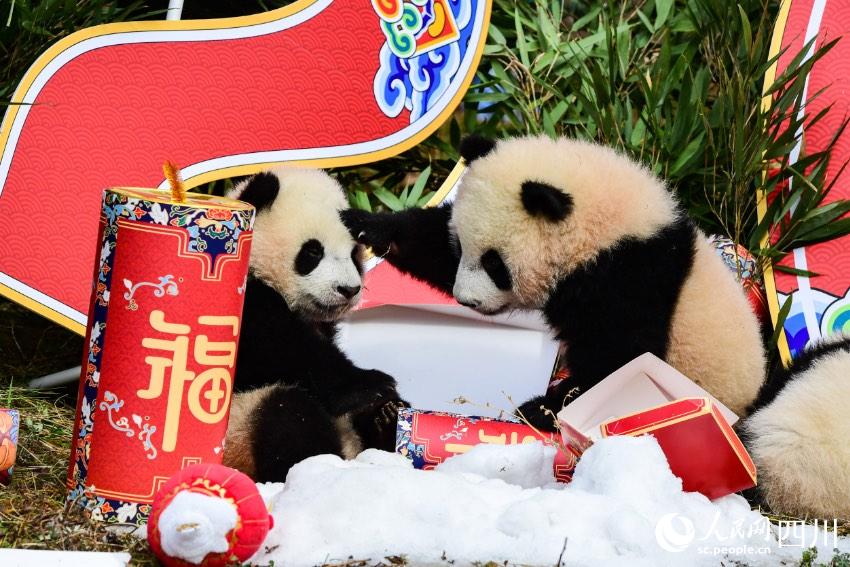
[295,239,324,275]
[481,249,512,291]
[451,235,462,259]
[351,244,364,275]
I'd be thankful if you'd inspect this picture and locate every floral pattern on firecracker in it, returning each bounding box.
[99,390,158,460]
[101,192,254,261]
[67,189,254,527]
[395,408,490,469]
[707,235,757,282]
[123,274,180,311]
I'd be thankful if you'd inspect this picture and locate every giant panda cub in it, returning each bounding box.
[223,167,404,483]
[741,336,850,519]
[342,135,766,426]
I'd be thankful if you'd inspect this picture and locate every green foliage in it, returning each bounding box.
[471,0,850,270]
[348,166,435,212]
[799,546,850,567]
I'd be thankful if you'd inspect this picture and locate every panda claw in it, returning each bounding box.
[376,400,404,426]
[372,400,407,450]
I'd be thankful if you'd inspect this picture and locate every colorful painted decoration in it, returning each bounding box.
[0,0,490,334]
[760,0,850,360]
[147,463,273,567]
[0,409,19,485]
[707,235,769,323]
[66,185,254,525]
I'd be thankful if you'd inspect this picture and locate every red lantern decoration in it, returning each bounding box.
[148,463,273,567]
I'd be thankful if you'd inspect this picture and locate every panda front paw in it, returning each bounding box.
[327,368,401,417]
[354,399,410,451]
[515,395,562,432]
[340,209,397,257]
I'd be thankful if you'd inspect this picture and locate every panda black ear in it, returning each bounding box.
[236,171,280,213]
[459,135,496,164]
[521,180,573,222]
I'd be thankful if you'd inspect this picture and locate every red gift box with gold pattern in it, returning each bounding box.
[558,353,756,500]
[600,397,756,499]
[395,408,591,482]
[66,187,254,525]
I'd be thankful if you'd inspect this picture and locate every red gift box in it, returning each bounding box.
[559,353,756,499]
[600,397,756,499]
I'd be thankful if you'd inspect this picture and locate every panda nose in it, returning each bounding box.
[457,298,481,309]
[336,285,361,299]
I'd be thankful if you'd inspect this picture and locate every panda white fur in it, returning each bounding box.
[342,135,766,426]
[741,335,850,519]
[223,167,404,482]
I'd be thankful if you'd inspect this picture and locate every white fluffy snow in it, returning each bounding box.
[250,437,848,566]
[157,491,238,564]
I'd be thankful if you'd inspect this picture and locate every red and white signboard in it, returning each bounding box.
[0,0,491,333]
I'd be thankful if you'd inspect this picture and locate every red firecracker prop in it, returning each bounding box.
[148,463,273,567]
[66,163,255,525]
[396,408,592,482]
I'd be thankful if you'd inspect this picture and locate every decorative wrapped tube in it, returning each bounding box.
[66,187,254,525]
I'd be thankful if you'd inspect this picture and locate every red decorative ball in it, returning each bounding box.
[148,463,273,566]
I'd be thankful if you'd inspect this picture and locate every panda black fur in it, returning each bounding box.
[740,335,850,519]
[343,135,766,427]
[223,168,404,482]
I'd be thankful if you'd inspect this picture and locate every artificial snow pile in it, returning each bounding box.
[251,437,848,566]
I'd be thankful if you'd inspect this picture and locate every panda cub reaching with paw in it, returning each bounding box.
[343,135,766,427]
[340,135,849,519]
[222,168,405,483]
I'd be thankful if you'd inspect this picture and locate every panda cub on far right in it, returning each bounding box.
[741,335,850,519]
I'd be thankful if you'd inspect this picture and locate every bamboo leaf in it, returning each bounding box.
[417,192,436,207]
[738,5,752,55]
[773,265,819,277]
[407,166,431,207]
[654,0,673,30]
[668,134,704,176]
[514,10,530,68]
[770,296,793,348]
[350,190,372,212]
[372,187,404,212]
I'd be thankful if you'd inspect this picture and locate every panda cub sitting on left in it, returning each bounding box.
[222,168,405,483]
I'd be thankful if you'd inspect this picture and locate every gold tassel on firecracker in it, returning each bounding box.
[163,161,187,203]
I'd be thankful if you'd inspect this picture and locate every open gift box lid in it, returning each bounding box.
[558,353,756,499]
[557,352,739,433]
